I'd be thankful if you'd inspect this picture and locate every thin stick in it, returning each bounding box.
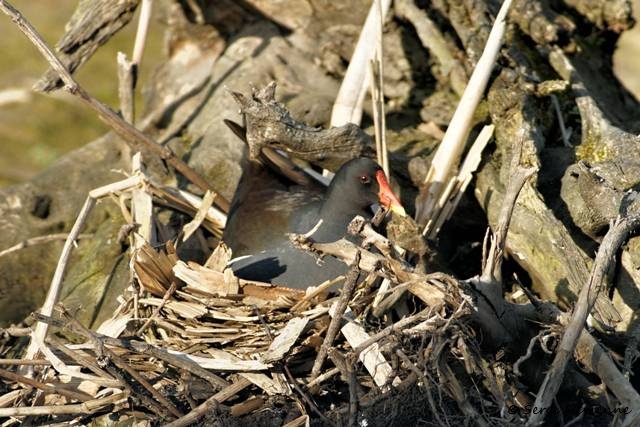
[425,124,494,238]
[305,367,340,388]
[0,0,229,212]
[574,331,640,426]
[551,95,571,147]
[310,251,361,380]
[481,137,536,284]
[370,61,384,173]
[291,275,345,312]
[330,0,392,126]
[34,313,230,390]
[117,52,135,123]
[396,349,445,427]
[416,0,513,227]
[60,309,181,418]
[0,233,92,258]
[24,175,143,361]
[132,0,152,66]
[527,212,640,426]
[328,349,358,427]
[122,0,153,124]
[0,368,93,402]
[284,365,334,427]
[24,197,95,361]
[164,378,251,427]
[351,309,429,357]
[136,282,177,335]
[513,332,543,376]
[0,393,128,417]
[0,359,50,366]
[47,335,115,380]
[369,0,388,176]
[375,0,388,175]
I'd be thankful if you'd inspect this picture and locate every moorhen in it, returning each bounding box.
[225,157,405,289]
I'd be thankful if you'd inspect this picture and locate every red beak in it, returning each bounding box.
[375,170,406,216]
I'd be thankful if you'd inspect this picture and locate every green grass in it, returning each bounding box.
[0,0,164,186]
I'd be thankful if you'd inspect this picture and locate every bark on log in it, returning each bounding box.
[34,0,140,92]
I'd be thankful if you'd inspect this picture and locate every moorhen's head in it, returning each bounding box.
[324,158,406,216]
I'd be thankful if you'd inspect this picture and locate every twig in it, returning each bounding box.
[513,332,543,376]
[129,153,153,321]
[34,313,230,390]
[527,212,640,426]
[33,333,121,387]
[135,282,177,335]
[0,233,92,258]
[574,331,640,427]
[163,378,247,427]
[108,357,180,419]
[481,135,537,285]
[305,367,340,388]
[351,309,429,357]
[0,393,128,417]
[24,175,143,362]
[0,368,93,402]
[348,215,396,259]
[284,364,334,427]
[229,83,370,171]
[290,235,385,274]
[118,0,152,125]
[425,124,494,238]
[369,0,388,176]
[396,349,445,427]
[0,0,229,212]
[47,335,116,381]
[415,0,513,227]
[310,251,361,380]
[331,0,392,126]
[551,95,571,147]
[60,308,183,419]
[376,0,387,176]
[117,52,135,123]
[370,59,388,176]
[182,190,215,242]
[0,389,25,408]
[25,196,95,362]
[0,359,50,366]
[291,275,345,312]
[132,0,152,67]
[328,349,358,427]
[439,360,490,427]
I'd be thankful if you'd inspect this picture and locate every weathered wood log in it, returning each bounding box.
[229,82,374,171]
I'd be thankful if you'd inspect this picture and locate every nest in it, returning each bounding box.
[0,198,514,426]
[0,89,511,424]
[1,89,629,426]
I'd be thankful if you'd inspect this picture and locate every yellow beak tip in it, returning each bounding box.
[390,204,407,217]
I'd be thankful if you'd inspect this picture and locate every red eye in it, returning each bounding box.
[360,175,370,184]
